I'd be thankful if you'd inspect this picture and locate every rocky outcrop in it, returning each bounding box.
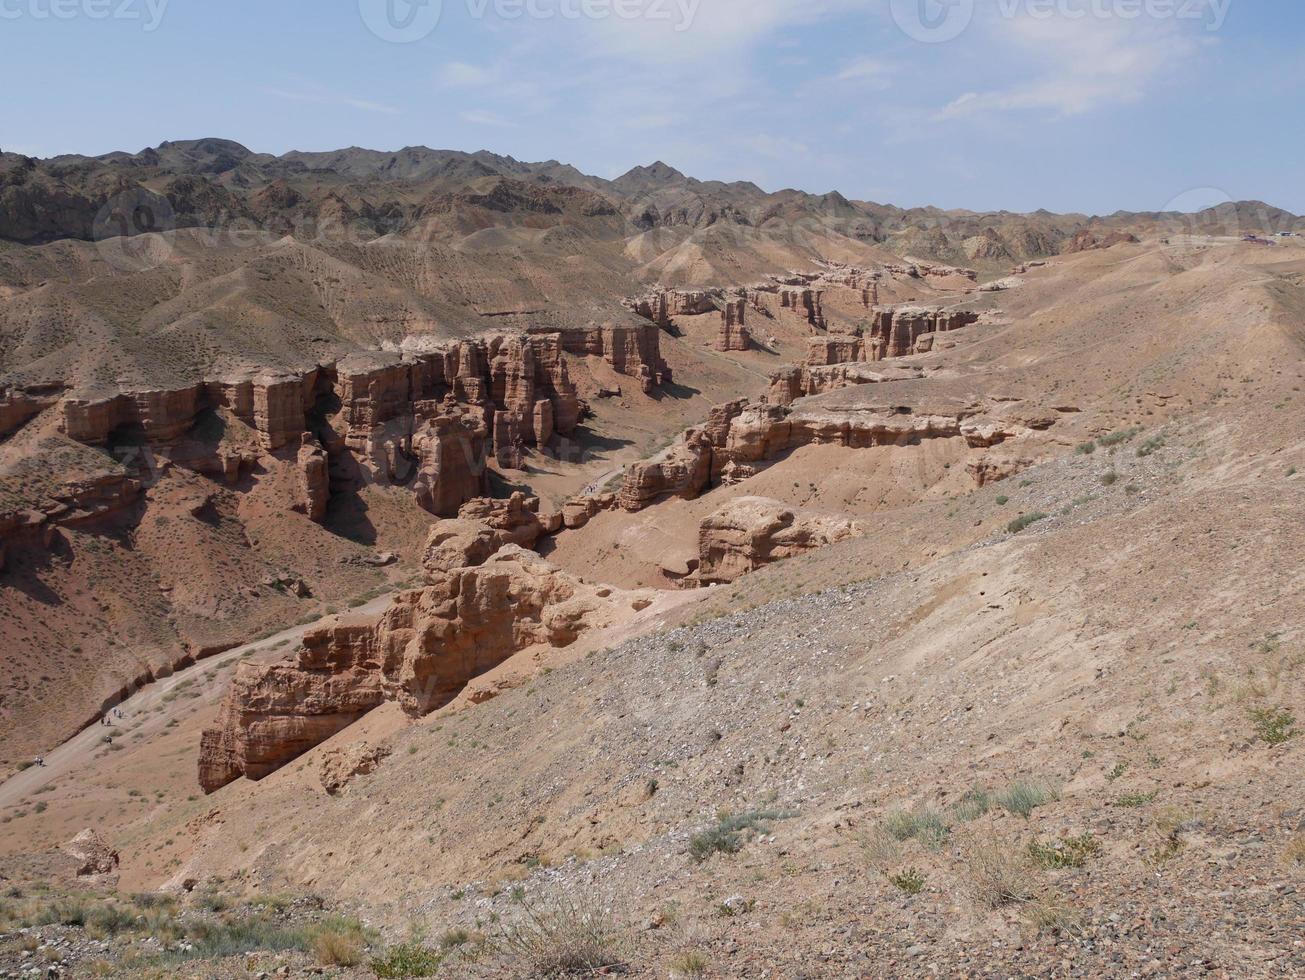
[423,492,548,572]
[867,308,980,361]
[617,395,1025,514]
[0,386,59,439]
[319,742,392,796]
[62,829,120,877]
[293,440,330,521]
[551,323,671,395]
[716,299,751,352]
[618,400,748,511]
[768,363,925,406]
[696,497,866,585]
[199,546,641,792]
[47,326,669,527]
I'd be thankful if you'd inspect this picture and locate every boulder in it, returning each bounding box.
[63,829,120,877]
[697,497,866,585]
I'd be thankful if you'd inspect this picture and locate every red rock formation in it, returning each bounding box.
[780,288,826,330]
[617,400,748,511]
[423,492,547,572]
[412,416,490,518]
[867,308,980,361]
[199,547,635,792]
[807,336,864,366]
[696,496,866,585]
[552,323,671,395]
[767,363,925,407]
[716,299,751,352]
[293,439,330,522]
[0,386,59,438]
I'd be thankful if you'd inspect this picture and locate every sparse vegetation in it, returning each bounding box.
[689,809,793,862]
[964,836,1042,909]
[995,781,1059,818]
[1137,436,1166,457]
[886,868,927,895]
[1249,706,1298,745]
[1114,791,1158,809]
[1007,512,1050,534]
[882,806,950,849]
[499,896,622,978]
[371,942,444,978]
[1028,834,1100,869]
[1075,441,1097,455]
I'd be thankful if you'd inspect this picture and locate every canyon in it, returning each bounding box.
[1,140,1302,979]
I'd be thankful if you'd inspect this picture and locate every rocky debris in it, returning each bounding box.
[980,276,1024,293]
[718,460,756,486]
[319,742,392,796]
[61,830,119,877]
[261,573,311,598]
[696,496,866,585]
[199,547,643,792]
[340,551,398,568]
[967,454,1035,486]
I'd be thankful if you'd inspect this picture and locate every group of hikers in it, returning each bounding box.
[30,707,125,769]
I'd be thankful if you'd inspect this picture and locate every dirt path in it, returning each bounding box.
[0,593,397,809]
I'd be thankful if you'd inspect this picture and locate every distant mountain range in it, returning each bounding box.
[2,138,1300,261]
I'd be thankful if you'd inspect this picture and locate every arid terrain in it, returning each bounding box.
[0,141,1302,978]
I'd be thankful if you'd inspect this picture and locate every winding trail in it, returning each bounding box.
[0,593,397,809]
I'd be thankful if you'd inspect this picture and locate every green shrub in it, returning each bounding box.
[995,781,1059,818]
[1098,428,1141,448]
[1113,791,1159,809]
[500,897,621,978]
[951,789,993,823]
[1007,512,1049,534]
[689,810,793,862]
[882,807,950,849]
[886,868,926,895]
[1249,707,1298,745]
[1028,834,1100,869]
[371,942,444,978]
[1137,436,1165,457]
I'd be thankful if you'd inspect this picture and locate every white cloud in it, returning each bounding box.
[438,62,497,87]
[268,87,400,116]
[460,109,516,127]
[936,12,1209,120]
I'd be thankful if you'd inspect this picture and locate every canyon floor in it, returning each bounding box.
[1,219,1303,977]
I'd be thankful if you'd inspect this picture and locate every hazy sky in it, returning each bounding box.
[2,0,1302,213]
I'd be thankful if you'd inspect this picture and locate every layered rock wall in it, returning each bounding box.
[199,546,635,792]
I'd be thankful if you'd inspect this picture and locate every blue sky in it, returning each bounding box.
[1,0,1301,214]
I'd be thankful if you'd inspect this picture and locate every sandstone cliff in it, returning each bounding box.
[199,545,641,792]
